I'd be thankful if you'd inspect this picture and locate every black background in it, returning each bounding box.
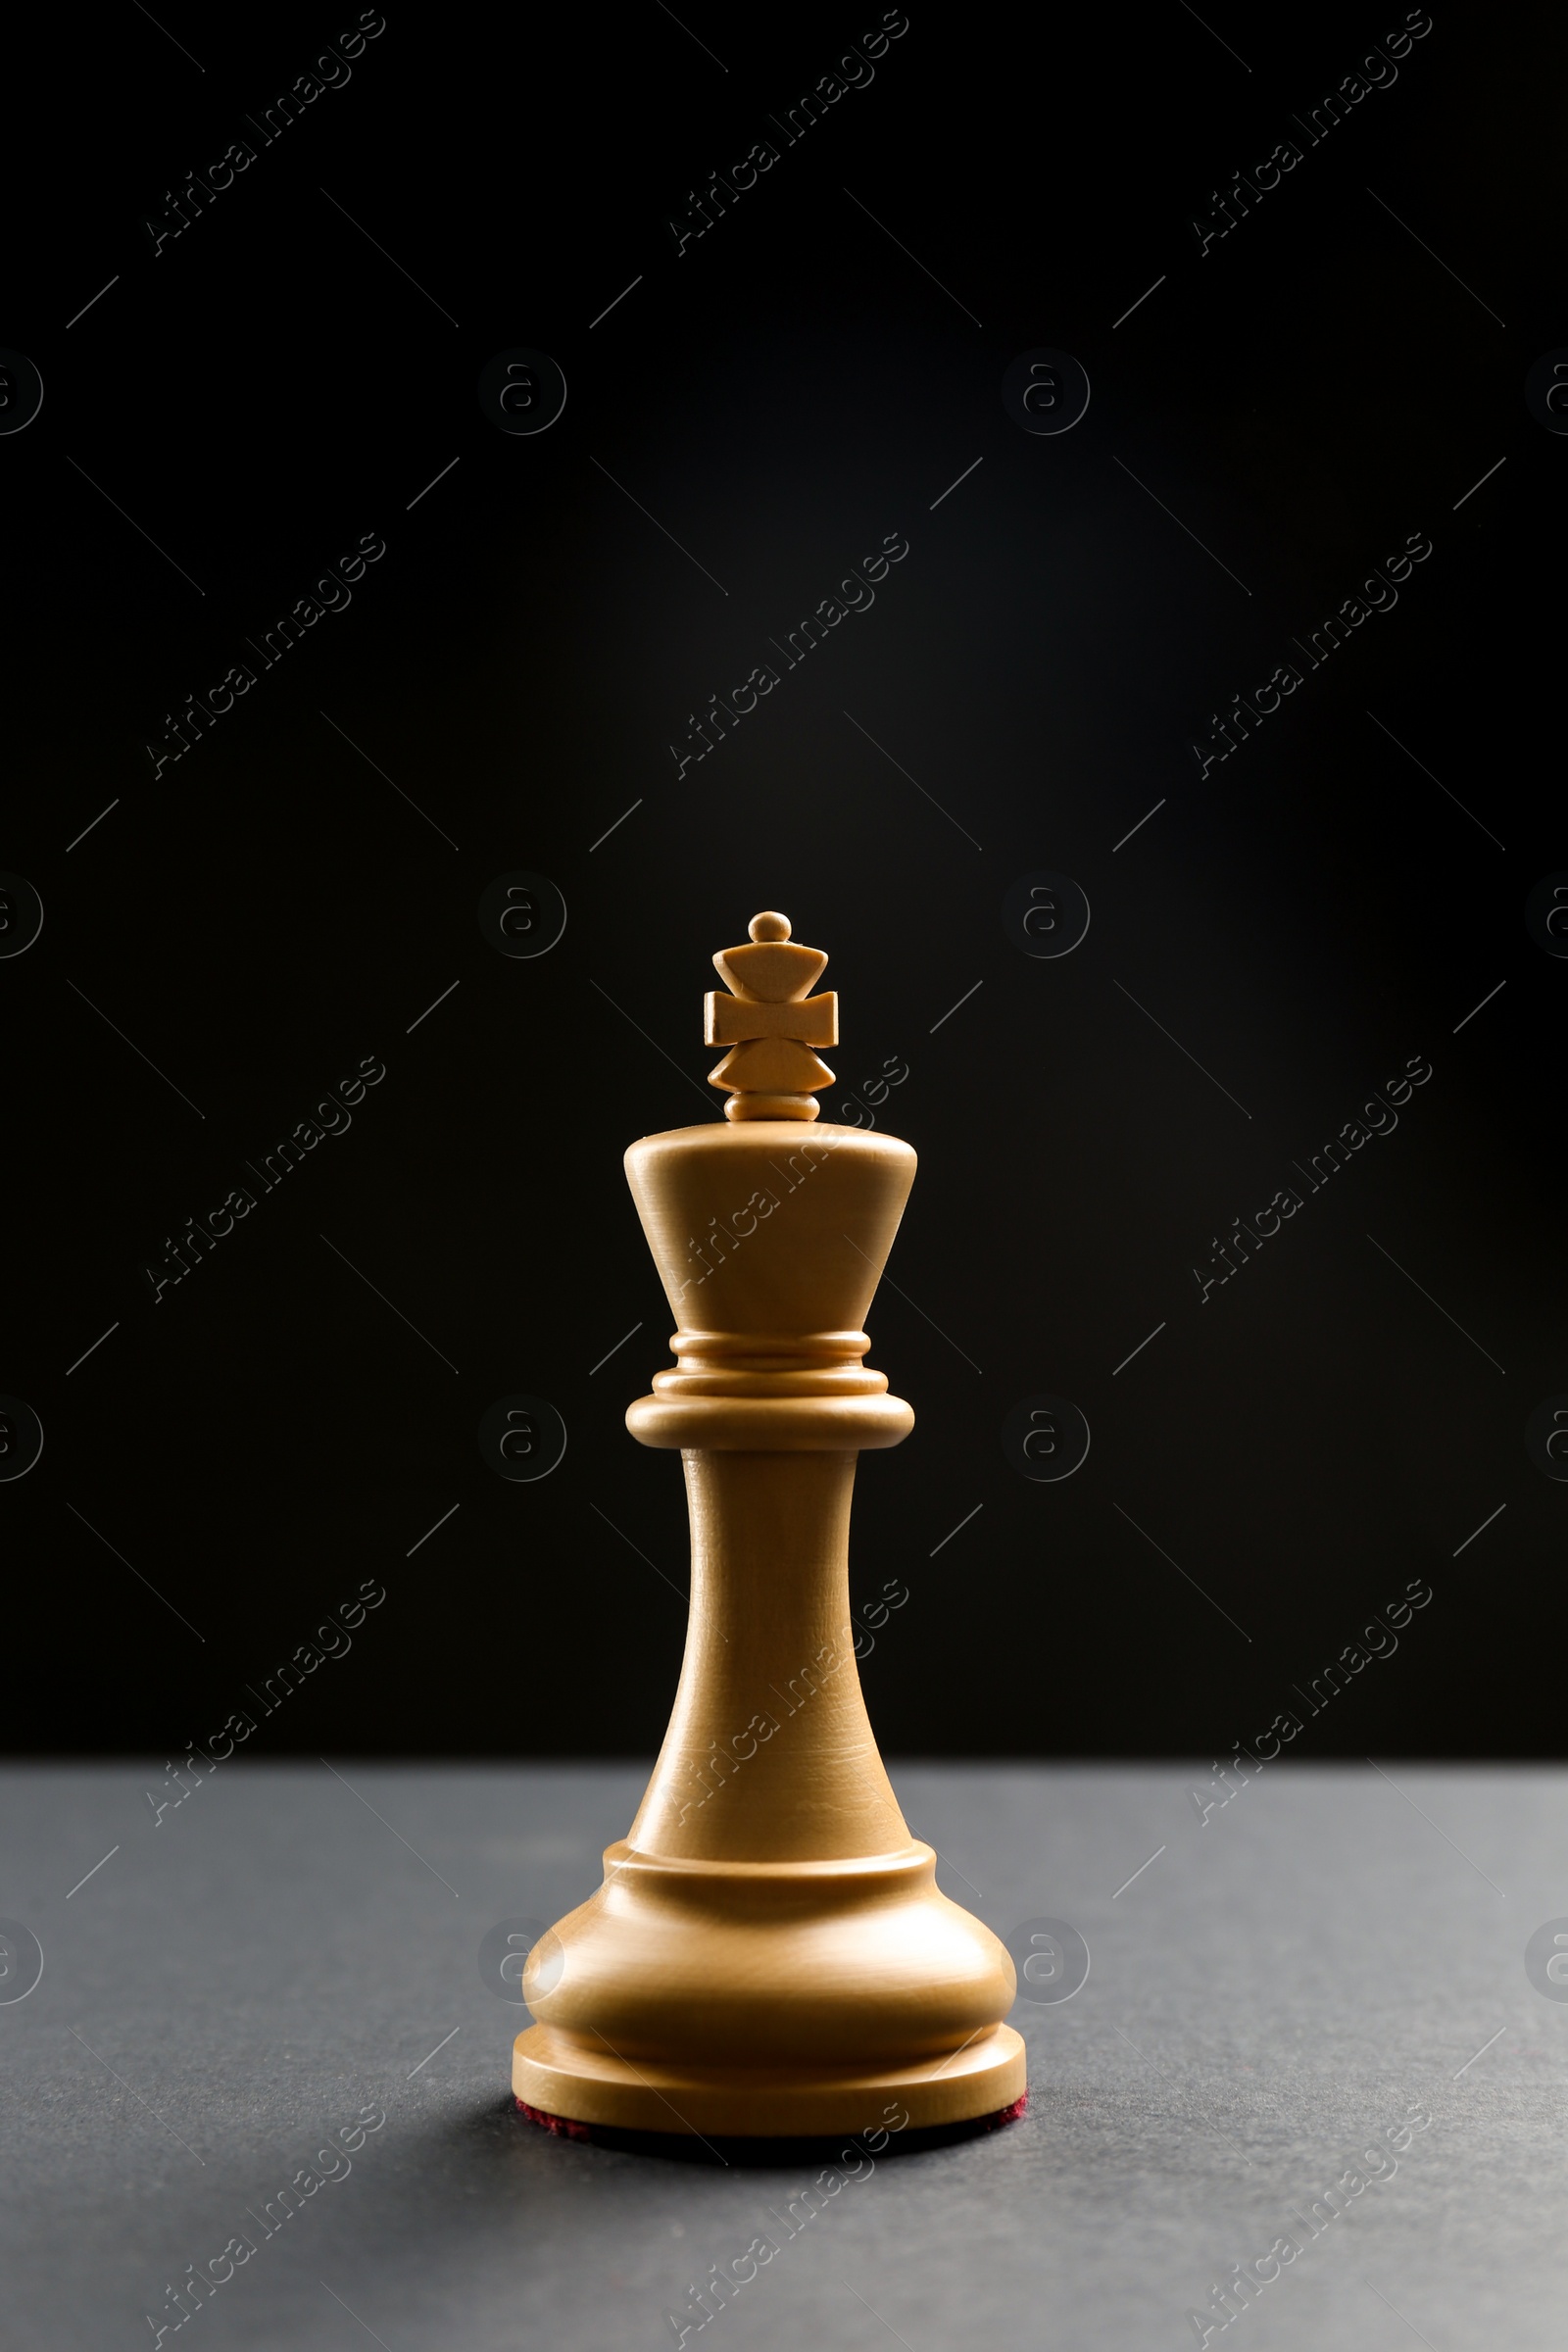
[4,0,1558,1760]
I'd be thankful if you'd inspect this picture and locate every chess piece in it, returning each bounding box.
[513,913,1026,2137]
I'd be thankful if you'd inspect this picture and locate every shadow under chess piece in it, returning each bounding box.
[512,912,1026,2141]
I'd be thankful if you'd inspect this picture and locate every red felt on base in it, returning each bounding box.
[514,2088,1027,2153]
[515,2096,595,2141]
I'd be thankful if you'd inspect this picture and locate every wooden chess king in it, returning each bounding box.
[513,912,1026,2138]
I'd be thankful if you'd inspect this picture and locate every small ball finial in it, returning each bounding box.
[749,911,791,943]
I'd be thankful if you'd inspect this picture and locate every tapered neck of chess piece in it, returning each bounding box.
[512,912,1025,2140]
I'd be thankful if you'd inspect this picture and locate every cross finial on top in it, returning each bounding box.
[705,911,838,1122]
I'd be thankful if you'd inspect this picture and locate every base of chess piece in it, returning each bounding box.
[511,1825,1026,2137]
[511,916,1025,2140]
[513,2091,1031,2164]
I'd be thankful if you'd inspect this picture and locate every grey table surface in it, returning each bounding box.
[3,1760,1565,2350]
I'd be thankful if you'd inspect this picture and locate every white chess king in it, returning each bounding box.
[513,910,1026,2140]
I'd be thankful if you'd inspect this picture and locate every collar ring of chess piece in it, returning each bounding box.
[704,911,838,1123]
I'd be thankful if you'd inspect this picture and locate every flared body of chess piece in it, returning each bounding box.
[512,913,1025,2137]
